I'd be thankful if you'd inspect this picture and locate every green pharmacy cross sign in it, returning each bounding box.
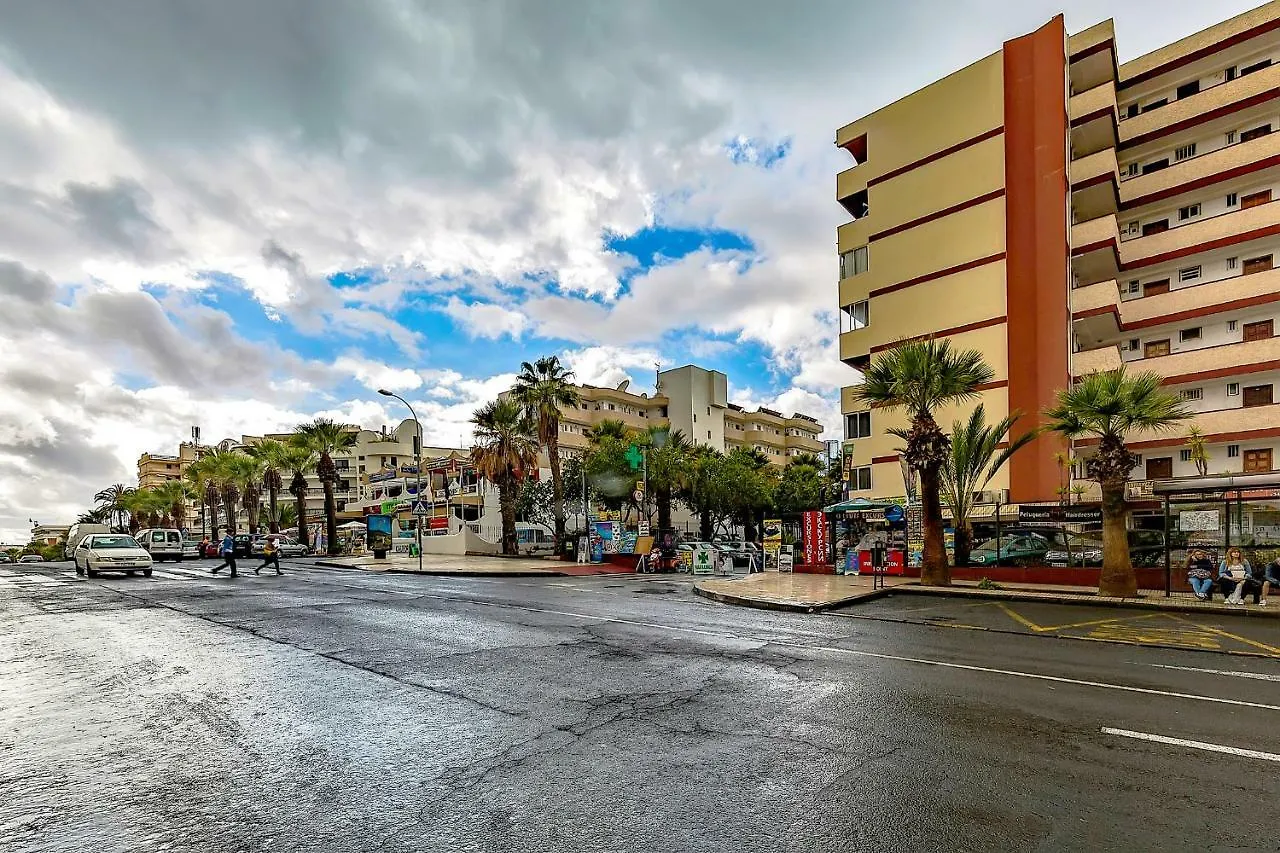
[625,444,644,471]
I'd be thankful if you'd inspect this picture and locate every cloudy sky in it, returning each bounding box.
[0,0,1259,542]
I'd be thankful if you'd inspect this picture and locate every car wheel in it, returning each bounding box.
[143,568,153,577]
[86,565,98,578]
[127,570,135,576]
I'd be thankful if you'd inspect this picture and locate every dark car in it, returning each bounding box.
[1044,530,1166,568]
[968,533,1052,567]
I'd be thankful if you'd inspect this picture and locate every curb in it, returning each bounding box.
[692,583,893,614]
[314,560,563,577]
[888,584,1280,618]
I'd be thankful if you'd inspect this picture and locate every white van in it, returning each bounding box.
[515,523,557,556]
[65,523,111,559]
[135,528,185,562]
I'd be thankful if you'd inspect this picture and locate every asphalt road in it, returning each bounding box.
[3,559,1279,852]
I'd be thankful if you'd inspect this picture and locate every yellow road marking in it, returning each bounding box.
[994,602,1164,633]
[1165,613,1280,657]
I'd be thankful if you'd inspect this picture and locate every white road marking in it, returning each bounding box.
[1102,728,1280,761]
[1148,663,1280,682]
[455,600,1280,710]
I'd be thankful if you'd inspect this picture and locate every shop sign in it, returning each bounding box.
[1016,505,1102,526]
[801,510,827,565]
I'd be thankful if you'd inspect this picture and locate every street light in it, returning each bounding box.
[378,389,423,575]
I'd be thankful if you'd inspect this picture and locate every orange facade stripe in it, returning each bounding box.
[1123,290,1280,330]
[1122,152,1280,210]
[1120,85,1280,150]
[1003,16,1070,505]
[1069,38,1114,64]
[866,127,1004,188]
[1123,219,1280,271]
[1161,357,1280,386]
[1119,18,1280,90]
[868,316,1007,354]
[868,189,1005,243]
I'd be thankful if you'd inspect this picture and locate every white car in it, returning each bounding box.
[18,554,45,563]
[74,534,154,578]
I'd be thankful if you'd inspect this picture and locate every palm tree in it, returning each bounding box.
[246,439,291,533]
[641,427,691,531]
[587,418,631,442]
[939,405,1038,567]
[277,502,299,530]
[1186,426,1210,477]
[512,357,581,552]
[225,452,265,534]
[121,487,164,532]
[678,445,726,541]
[470,399,540,555]
[852,339,995,585]
[184,459,217,538]
[292,419,358,555]
[283,444,317,547]
[76,507,111,525]
[94,483,133,532]
[153,480,193,530]
[199,448,243,535]
[1044,368,1190,597]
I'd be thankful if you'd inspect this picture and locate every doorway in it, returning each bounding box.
[1146,457,1173,479]
[1244,449,1273,473]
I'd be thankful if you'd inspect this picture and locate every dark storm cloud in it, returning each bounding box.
[64,178,171,260]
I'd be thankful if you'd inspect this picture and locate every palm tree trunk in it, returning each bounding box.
[919,464,949,585]
[293,487,309,548]
[656,486,672,531]
[1098,480,1136,597]
[500,478,518,555]
[323,480,338,556]
[699,508,713,541]
[223,495,237,534]
[548,440,566,551]
[953,522,973,568]
[268,486,280,534]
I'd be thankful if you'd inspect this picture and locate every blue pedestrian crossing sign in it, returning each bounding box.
[410,501,431,516]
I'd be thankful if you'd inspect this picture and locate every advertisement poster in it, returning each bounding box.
[906,507,924,568]
[801,511,828,566]
[592,521,616,559]
[619,531,638,554]
[588,526,604,563]
[366,514,394,553]
[692,547,715,575]
[1179,510,1221,532]
[762,518,782,568]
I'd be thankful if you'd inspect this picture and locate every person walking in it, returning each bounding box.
[211,529,238,578]
[255,534,283,576]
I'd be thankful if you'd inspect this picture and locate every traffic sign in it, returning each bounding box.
[633,489,645,502]
[410,501,431,516]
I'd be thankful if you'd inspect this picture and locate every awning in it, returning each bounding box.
[823,498,903,513]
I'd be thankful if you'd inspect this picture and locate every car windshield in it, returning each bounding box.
[90,536,139,549]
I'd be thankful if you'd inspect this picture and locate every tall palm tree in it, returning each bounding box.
[292,419,358,555]
[853,339,995,585]
[512,356,581,552]
[246,439,291,533]
[277,502,299,531]
[1044,368,1190,597]
[76,507,111,525]
[121,487,165,532]
[226,452,265,534]
[470,399,540,555]
[939,405,1039,567]
[199,448,243,535]
[94,483,133,532]
[283,444,317,547]
[184,459,217,538]
[587,418,631,443]
[642,426,691,531]
[153,480,193,530]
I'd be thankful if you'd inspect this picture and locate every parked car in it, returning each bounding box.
[182,539,203,560]
[0,555,11,564]
[234,534,254,558]
[249,535,309,558]
[135,528,184,562]
[1044,530,1166,568]
[515,523,557,556]
[65,522,111,559]
[73,534,153,578]
[712,540,757,569]
[18,554,45,563]
[968,533,1052,567]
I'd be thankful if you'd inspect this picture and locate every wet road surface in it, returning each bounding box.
[3,559,1279,852]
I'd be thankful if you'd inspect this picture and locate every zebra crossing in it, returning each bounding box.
[0,561,348,590]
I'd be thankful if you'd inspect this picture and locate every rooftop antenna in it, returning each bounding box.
[654,361,662,395]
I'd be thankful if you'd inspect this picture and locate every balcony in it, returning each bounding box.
[1121,198,1280,270]
[837,167,868,215]
[841,384,866,414]
[1071,215,1120,285]
[1070,279,1121,347]
[1069,20,1115,95]
[1124,401,1280,445]
[1133,334,1280,382]
[839,328,872,368]
[1071,148,1120,221]
[1122,266,1280,328]
[1073,344,1122,375]
[836,217,870,255]
[1069,81,1118,158]
[1121,125,1280,208]
[1120,62,1280,150]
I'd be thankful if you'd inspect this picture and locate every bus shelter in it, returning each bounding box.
[1155,471,1280,597]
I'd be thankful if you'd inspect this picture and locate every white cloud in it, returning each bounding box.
[333,354,423,393]
[561,346,663,390]
[442,297,529,340]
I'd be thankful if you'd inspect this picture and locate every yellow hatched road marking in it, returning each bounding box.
[994,602,1164,633]
[1165,613,1280,656]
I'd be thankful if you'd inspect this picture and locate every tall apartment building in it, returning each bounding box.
[516,364,825,464]
[837,2,1280,502]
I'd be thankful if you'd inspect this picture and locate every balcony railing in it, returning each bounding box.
[1122,266,1280,328]
[1120,124,1280,206]
[1122,199,1280,269]
[1119,61,1280,147]
[1074,344,1123,375]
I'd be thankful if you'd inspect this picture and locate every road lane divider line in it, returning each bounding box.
[464,600,1280,709]
[1147,663,1280,682]
[1101,727,1280,761]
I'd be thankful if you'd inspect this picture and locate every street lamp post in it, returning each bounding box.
[378,389,423,575]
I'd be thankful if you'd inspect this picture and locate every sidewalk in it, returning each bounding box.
[692,573,912,613]
[693,573,1280,618]
[316,554,634,577]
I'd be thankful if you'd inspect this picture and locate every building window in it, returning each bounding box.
[1178,388,1203,401]
[1179,327,1202,342]
[1126,280,1141,295]
[1228,320,1238,331]
[1178,204,1200,221]
[840,245,869,278]
[1133,454,1143,466]
[1180,449,1193,462]
[1227,130,1237,144]
[707,431,712,440]
[1178,266,1201,282]
[1126,338,1140,351]
[1228,256,1238,270]
[1228,444,1240,458]
[1125,162,1139,177]
[1227,193,1239,207]
[1174,143,1197,161]
[851,466,872,492]
[845,411,872,439]
[1228,382,1241,396]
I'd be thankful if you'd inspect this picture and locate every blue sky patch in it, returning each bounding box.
[724,135,792,168]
